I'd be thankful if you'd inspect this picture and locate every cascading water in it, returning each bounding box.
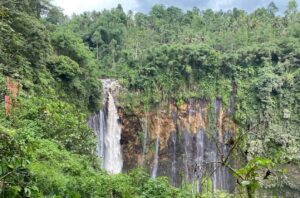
[171,132,177,185]
[209,99,234,192]
[222,131,235,191]
[88,79,123,174]
[171,108,178,186]
[104,92,123,174]
[209,142,233,192]
[88,111,106,166]
[195,129,205,193]
[151,115,160,178]
[177,99,235,193]
[88,80,236,192]
[183,132,192,182]
[208,150,217,192]
[195,100,207,193]
[141,116,148,166]
[151,137,160,178]
[183,100,195,182]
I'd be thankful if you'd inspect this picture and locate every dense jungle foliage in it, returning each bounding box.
[0,0,299,197]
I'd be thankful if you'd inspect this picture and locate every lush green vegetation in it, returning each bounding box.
[0,0,299,197]
[0,1,190,197]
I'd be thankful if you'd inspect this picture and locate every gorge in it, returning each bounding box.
[1,1,300,197]
[89,79,236,193]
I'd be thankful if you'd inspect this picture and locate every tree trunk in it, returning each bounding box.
[247,186,254,198]
[96,43,99,60]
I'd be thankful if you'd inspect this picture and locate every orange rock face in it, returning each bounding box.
[4,77,19,115]
[120,99,236,180]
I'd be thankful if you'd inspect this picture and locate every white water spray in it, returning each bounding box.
[141,116,148,166]
[104,92,123,174]
[88,79,123,174]
[151,115,160,178]
[88,111,106,166]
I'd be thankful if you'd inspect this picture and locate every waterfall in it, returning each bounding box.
[222,131,234,191]
[209,145,232,192]
[183,100,195,182]
[141,116,148,166]
[88,82,235,190]
[104,92,123,174]
[98,111,106,160]
[210,150,218,192]
[151,137,160,178]
[171,107,178,186]
[195,100,206,192]
[215,99,223,142]
[171,132,177,186]
[195,129,205,193]
[88,111,106,166]
[205,99,234,192]
[174,99,233,193]
[88,79,123,174]
[183,132,192,182]
[151,115,160,178]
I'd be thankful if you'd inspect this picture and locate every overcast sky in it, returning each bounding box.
[52,0,299,16]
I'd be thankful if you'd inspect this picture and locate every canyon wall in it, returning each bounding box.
[89,80,237,192]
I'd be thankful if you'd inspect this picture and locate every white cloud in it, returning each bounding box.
[53,0,139,15]
[52,0,299,15]
[206,0,235,10]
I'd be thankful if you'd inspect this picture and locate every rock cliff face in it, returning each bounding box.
[119,99,236,191]
[89,80,237,192]
[4,77,19,115]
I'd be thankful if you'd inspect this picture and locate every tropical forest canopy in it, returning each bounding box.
[0,0,299,197]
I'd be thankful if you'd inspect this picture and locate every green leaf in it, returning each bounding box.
[8,164,14,169]
[282,168,288,174]
[241,180,251,186]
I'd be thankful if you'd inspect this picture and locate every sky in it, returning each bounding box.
[52,0,299,16]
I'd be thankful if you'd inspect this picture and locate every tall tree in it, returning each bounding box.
[91,30,103,60]
[285,0,298,20]
[267,2,278,17]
